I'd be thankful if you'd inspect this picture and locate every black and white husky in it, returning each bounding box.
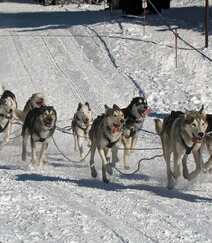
[72,102,92,159]
[112,97,149,169]
[0,90,17,144]
[22,106,57,166]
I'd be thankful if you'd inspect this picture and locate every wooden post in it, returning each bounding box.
[143,0,147,36]
[205,0,209,48]
[174,28,178,68]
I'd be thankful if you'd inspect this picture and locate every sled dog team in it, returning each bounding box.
[0,89,211,188]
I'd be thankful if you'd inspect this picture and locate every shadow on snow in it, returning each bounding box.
[15,173,212,203]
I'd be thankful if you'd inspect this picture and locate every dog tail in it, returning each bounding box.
[15,109,25,122]
[154,119,163,135]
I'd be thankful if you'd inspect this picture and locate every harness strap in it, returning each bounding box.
[180,134,195,155]
[74,116,89,135]
[34,126,55,142]
[104,132,120,148]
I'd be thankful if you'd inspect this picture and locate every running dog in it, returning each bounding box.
[0,90,17,144]
[16,93,46,122]
[89,104,125,183]
[22,106,57,166]
[112,96,149,169]
[72,102,92,159]
[155,108,208,189]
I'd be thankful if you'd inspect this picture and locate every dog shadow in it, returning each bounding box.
[15,173,212,203]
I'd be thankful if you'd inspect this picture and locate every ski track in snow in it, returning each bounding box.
[0,1,212,242]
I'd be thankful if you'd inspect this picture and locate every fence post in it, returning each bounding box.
[142,0,147,36]
[205,0,209,48]
[173,27,178,68]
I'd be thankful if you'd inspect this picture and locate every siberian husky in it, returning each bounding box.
[111,97,149,169]
[72,102,92,159]
[0,90,17,144]
[89,104,124,183]
[155,108,208,189]
[22,106,57,166]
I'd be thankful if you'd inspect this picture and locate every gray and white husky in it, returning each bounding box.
[16,93,46,122]
[89,104,125,183]
[72,102,92,159]
[22,106,57,166]
[118,96,149,169]
[155,108,208,189]
[0,90,17,144]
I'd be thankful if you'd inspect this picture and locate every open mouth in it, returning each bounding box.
[36,100,44,107]
[112,123,121,133]
[44,120,53,128]
[192,133,204,143]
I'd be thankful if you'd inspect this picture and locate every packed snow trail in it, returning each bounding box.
[0,1,212,242]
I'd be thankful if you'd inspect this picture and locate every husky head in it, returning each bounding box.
[129,97,149,119]
[38,106,57,129]
[184,107,208,142]
[75,102,92,128]
[30,93,46,109]
[104,104,125,134]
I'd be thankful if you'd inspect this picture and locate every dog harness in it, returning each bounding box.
[74,115,89,135]
[34,126,56,142]
[180,134,196,155]
[123,113,144,138]
[104,132,120,148]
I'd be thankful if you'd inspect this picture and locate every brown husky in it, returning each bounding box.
[89,104,125,183]
[155,108,208,189]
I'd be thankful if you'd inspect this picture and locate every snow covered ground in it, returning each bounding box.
[0,0,212,242]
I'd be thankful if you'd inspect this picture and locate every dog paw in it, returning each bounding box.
[91,167,97,178]
[106,164,113,175]
[22,154,26,162]
[103,177,109,184]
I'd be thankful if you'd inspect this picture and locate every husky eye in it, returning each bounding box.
[192,123,197,127]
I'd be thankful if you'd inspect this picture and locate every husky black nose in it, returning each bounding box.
[120,119,124,123]
[198,132,204,138]
[9,109,13,113]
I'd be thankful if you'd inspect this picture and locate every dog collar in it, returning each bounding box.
[180,134,195,155]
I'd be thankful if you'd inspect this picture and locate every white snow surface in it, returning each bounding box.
[0,0,212,242]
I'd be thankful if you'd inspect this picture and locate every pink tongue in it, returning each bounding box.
[112,127,119,133]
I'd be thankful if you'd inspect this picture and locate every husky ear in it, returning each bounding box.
[104,104,110,112]
[199,105,204,113]
[184,113,194,124]
[85,102,91,111]
[77,102,82,111]
[113,104,120,110]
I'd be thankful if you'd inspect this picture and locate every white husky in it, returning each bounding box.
[72,102,92,159]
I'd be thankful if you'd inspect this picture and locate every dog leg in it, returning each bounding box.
[123,138,132,170]
[98,148,109,183]
[111,145,119,166]
[104,148,113,175]
[77,135,84,159]
[90,144,97,178]
[4,121,11,144]
[73,133,77,152]
[22,131,29,161]
[203,141,212,170]
[31,138,38,165]
[39,142,48,166]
